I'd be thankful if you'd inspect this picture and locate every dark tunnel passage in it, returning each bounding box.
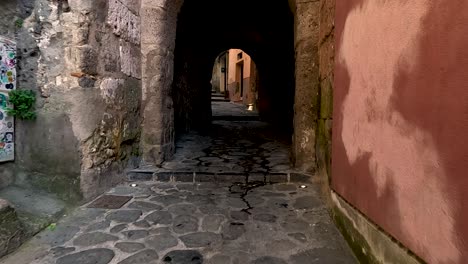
[172,0,296,136]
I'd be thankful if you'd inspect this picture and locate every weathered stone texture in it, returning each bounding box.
[0,199,26,258]
[107,0,141,44]
[316,0,335,186]
[0,0,17,39]
[292,0,321,174]
[10,0,143,201]
[140,0,180,164]
[120,40,142,79]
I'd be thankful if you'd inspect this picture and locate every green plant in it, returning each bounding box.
[6,90,37,120]
[15,18,23,28]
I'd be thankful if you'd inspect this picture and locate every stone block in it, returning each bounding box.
[154,172,171,182]
[100,78,124,104]
[128,172,153,181]
[108,0,141,44]
[172,172,194,183]
[120,40,142,79]
[290,173,313,183]
[68,0,94,12]
[72,45,98,74]
[268,173,288,183]
[120,0,141,15]
[140,7,176,46]
[195,173,216,182]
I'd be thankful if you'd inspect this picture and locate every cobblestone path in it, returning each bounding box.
[0,181,356,264]
[137,121,294,175]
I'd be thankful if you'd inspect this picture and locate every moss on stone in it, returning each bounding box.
[320,77,333,119]
[332,206,380,264]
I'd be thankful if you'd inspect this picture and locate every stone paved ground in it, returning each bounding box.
[137,121,293,174]
[0,181,356,264]
[211,102,259,119]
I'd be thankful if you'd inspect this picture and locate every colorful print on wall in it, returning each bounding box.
[0,37,16,162]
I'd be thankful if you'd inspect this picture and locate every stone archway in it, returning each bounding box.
[140,0,321,175]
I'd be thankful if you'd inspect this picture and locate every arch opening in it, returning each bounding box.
[172,0,295,136]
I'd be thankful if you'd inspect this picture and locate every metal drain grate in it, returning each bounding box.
[87,195,132,209]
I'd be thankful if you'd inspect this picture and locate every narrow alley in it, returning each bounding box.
[1,0,467,263]
[0,100,356,264]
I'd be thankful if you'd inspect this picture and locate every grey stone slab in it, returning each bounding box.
[208,254,232,264]
[201,215,225,232]
[275,184,297,192]
[150,195,184,206]
[145,234,179,251]
[173,172,195,182]
[56,248,115,264]
[167,204,198,216]
[150,227,172,235]
[106,210,142,223]
[118,249,159,264]
[145,211,172,225]
[85,220,111,232]
[115,242,145,253]
[265,239,297,252]
[288,233,308,243]
[128,201,163,211]
[180,232,221,248]
[0,186,66,219]
[230,211,249,221]
[250,256,287,264]
[162,250,203,264]
[73,232,118,246]
[128,172,153,181]
[38,224,81,246]
[281,216,311,232]
[290,173,312,183]
[173,215,199,234]
[293,196,322,210]
[50,247,76,257]
[253,213,277,223]
[134,220,151,228]
[122,230,150,240]
[110,224,128,233]
[221,222,246,241]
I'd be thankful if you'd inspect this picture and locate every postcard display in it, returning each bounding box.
[0,37,16,162]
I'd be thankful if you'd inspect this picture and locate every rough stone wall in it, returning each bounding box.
[316,0,335,186]
[291,0,321,174]
[140,0,183,165]
[13,0,142,201]
[0,0,18,40]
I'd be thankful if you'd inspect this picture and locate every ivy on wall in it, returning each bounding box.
[6,90,37,120]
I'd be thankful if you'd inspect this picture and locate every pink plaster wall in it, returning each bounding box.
[227,49,257,105]
[332,0,468,263]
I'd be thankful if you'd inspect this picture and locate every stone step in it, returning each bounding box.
[211,98,230,102]
[0,199,26,258]
[127,170,312,184]
[211,115,260,121]
[0,186,67,238]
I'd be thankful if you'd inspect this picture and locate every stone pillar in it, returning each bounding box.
[292,0,321,173]
[140,0,183,165]
[317,0,335,184]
